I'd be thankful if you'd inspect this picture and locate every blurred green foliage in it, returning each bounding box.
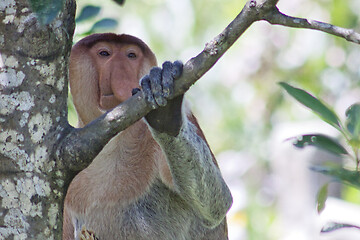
[68,0,360,239]
[281,82,360,232]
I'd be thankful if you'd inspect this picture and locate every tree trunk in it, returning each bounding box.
[0,0,76,239]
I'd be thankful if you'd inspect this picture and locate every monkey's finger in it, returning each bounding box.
[140,75,157,109]
[172,60,183,79]
[149,67,167,107]
[131,88,141,96]
[161,61,174,98]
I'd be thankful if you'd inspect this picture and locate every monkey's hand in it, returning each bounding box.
[137,61,184,136]
[79,226,99,240]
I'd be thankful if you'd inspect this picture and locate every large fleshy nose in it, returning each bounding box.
[98,55,139,110]
[110,62,137,103]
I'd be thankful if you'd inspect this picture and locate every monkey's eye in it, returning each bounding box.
[127,52,137,59]
[99,50,110,57]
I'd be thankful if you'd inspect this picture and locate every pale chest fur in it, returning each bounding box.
[66,121,166,208]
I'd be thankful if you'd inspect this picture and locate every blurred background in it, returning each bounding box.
[69,0,360,239]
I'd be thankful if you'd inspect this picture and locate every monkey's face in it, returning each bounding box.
[69,34,157,126]
[89,42,145,110]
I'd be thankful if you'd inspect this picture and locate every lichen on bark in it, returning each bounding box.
[0,0,76,239]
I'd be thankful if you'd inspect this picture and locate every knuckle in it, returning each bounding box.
[149,68,162,83]
[162,61,172,69]
[150,67,162,75]
[171,61,183,79]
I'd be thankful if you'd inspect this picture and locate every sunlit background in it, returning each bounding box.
[69,0,360,239]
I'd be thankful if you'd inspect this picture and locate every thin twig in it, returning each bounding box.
[263,7,360,44]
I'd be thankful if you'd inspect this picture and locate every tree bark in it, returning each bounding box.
[0,0,75,239]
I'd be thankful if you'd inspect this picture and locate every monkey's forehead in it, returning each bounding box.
[75,33,150,53]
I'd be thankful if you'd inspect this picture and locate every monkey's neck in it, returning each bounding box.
[80,119,160,206]
[117,119,152,145]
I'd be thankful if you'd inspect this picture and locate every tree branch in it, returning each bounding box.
[57,0,360,173]
[56,1,262,171]
[263,7,360,44]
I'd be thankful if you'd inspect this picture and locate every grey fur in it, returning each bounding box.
[150,117,233,228]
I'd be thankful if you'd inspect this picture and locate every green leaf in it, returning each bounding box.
[321,222,360,233]
[346,103,360,138]
[316,183,328,214]
[28,0,64,25]
[348,139,360,149]
[279,82,340,129]
[288,134,348,156]
[112,0,126,5]
[76,6,101,23]
[88,18,118,34]
[311,166,360,189]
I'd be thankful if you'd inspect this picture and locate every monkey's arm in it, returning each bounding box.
[150,115,233,228]
[140,61,184,137]
[140,61,232,227]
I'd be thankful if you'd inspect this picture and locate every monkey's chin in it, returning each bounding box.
[99,95,121,110]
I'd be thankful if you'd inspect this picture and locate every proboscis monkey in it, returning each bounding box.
[63,33,233,240]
